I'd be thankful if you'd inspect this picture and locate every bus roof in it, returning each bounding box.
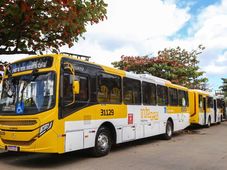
[189,89,213,96]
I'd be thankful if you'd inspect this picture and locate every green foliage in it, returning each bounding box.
[0,0,107,54]
[220,78,227,100]
[112,45,208,89]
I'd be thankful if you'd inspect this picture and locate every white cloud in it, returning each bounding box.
[204,63,227,75]
[203,51,227,75]
[87,0,190,40]
[186,0,227,76]
[217,51,227,63]
[61,0,191,65]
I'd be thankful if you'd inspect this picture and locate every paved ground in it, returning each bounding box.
[0,122,227,170]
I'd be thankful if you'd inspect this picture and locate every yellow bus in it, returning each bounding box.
[0,53,190,156]
[189,89,222,127]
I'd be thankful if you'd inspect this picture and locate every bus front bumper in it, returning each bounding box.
[0,129,61,153]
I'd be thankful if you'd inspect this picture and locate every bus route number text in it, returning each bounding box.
[101,109,114,116]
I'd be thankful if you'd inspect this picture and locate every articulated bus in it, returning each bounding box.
[0,54,190,156]
[189,89,223,127]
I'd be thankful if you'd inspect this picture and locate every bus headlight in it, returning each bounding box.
[39,121,53,137]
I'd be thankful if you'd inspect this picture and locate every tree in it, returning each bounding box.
[220,78,227,99]
[0,0,107,54]
[112,45,208,89]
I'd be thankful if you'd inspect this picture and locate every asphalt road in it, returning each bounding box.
[0,122,227,170]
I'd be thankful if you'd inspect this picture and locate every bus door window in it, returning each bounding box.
[75,75,88,101]
[61,62,90,116]
[203,97,207,111]
[63,72,74,106]
[214,99,217,112]
[62,63,75,106]
[199,95,203,111]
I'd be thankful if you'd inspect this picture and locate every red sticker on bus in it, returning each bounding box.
[128,113,133,124]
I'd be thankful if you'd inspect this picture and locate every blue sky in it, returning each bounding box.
[171,0,221,38]
[1,0,227,92]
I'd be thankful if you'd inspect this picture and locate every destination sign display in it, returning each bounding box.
[11,57,53,74]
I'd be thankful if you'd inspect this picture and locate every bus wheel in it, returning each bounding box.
[162,120,173,140]
[206,117,211,128]
[92,126,112,157]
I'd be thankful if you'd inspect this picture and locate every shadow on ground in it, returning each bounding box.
[0,123,214,169]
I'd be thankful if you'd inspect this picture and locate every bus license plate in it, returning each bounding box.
[7,146,18,151]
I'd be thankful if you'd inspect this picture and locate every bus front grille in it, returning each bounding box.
[0,120,37,126]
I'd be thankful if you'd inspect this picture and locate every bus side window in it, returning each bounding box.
[124,89,133,104]
[123,78,141,105]
[207,97,214,108]
[98,85,109,103]
[168,88,178,106]
[157,85,168,106]
[110,87,121,103]
[97,73,121,104]
[142,82,156,105]
[178,90,187,107]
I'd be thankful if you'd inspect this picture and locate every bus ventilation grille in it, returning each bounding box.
[0,120,37,126]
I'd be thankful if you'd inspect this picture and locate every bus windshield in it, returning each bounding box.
[0,72,55,115]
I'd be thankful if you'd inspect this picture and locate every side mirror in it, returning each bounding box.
[73,80,80,95]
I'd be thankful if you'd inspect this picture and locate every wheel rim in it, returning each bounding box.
[167,123,172,137]
[97,133,109,151]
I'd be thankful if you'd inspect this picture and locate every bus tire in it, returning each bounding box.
[206,116,211,128]
[162,120,173,140]
[92,126,112,157]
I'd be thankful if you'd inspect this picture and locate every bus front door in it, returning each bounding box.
[203,97,207,125]
[214,99,217,122]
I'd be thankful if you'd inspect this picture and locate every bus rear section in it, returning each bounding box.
[189,90,222,127]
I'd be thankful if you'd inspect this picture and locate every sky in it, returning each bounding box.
[1,0,227,91]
